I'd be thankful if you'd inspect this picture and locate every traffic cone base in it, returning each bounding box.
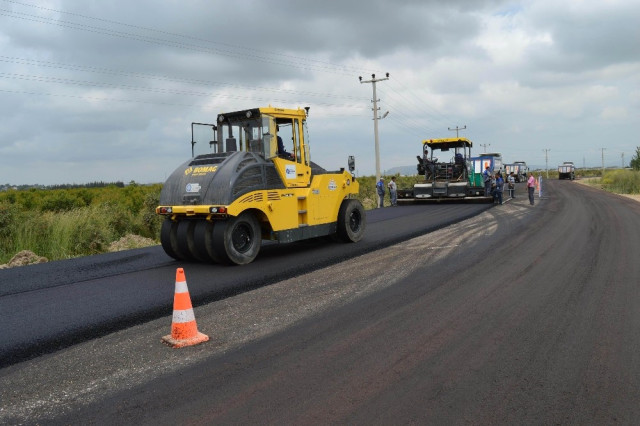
[162,331,209,348]
[162,267,209,348]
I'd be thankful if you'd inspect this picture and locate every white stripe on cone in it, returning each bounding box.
[172,309,196,324]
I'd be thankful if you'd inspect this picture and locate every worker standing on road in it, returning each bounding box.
[483,166,492,197]
[527,172,536,206]
[388,176,397,206]
[376,177,385,208]
[508,172,516,198]
[494,172,504,205]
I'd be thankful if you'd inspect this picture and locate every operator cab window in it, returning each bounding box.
[260,116,277,159]
[275,119,297,161]
[246,124,263,155]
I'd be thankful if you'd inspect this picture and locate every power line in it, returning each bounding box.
[377,88,444,136]
[0,69,368,105]
[0,87,369,111]
[0,6,377,77]
[385,78,454,126]
[2,0,371,74]
[0,4,386,113]
[0,1,459,145]
[383,114,427,139]
[0,1,458,138]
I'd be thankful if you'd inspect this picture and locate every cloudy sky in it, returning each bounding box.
[1,0,638,185]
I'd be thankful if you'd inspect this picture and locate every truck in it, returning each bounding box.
[469,152,504,192]
[156,106,366,265]
[505,161,528,182]
[558,162,575,180]
[397,137,490,201]
[476,153,504,176]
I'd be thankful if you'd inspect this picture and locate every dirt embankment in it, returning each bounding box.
[0,235,156,269]
[0,250,48,269]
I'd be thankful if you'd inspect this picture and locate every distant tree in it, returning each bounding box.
[631,146,640,171]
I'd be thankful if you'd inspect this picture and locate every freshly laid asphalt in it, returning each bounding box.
[0,197,492,368]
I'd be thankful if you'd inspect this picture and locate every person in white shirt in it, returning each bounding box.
[508,172,516,198]
[388,176,398,206]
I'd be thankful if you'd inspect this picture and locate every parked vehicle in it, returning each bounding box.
[505,161,528,182]
[558,162,576,180]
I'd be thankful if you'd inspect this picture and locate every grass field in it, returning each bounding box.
[0,183,163,264]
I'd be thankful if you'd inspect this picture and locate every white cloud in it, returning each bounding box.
[600,106,628,120]
[476,13,553,67]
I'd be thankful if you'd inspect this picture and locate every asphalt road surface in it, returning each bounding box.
[1,199,490,368]
[2,180,640,424]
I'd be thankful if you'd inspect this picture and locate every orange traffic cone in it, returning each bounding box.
[162,268,209,348]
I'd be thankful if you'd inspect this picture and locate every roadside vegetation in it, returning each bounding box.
[2,163,638,265]
[355,175,422,209]
[589,169,640,194]
[0,183,163,264]
[524,167,639,194]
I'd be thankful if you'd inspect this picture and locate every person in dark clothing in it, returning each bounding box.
[527,173,536,205]
[494,172,504,204]
[483,166,492,196]
[376,177,385,208]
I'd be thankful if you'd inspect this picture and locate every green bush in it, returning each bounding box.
[40,190,86,212]
[0,184,162,264]
[356,174,422,209]
[11,214,54,259]
[0,201,19,239]
[0,202,22,261]
[99,202,135,236]
[601,169,640,194]
[67,208,112,255]
[75,188,95,206]
[141,191,163,237]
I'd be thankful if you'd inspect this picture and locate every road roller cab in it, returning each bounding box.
[156,106,366,265]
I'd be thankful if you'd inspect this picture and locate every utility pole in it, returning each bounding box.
[601,147,606,176]
[542,148,551,178]
[448,125,466,138]
[622,152,625,168]
[479,143,490,153]
[359,73,389,183]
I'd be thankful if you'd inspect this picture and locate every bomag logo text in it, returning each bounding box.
[184,166,218,176]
